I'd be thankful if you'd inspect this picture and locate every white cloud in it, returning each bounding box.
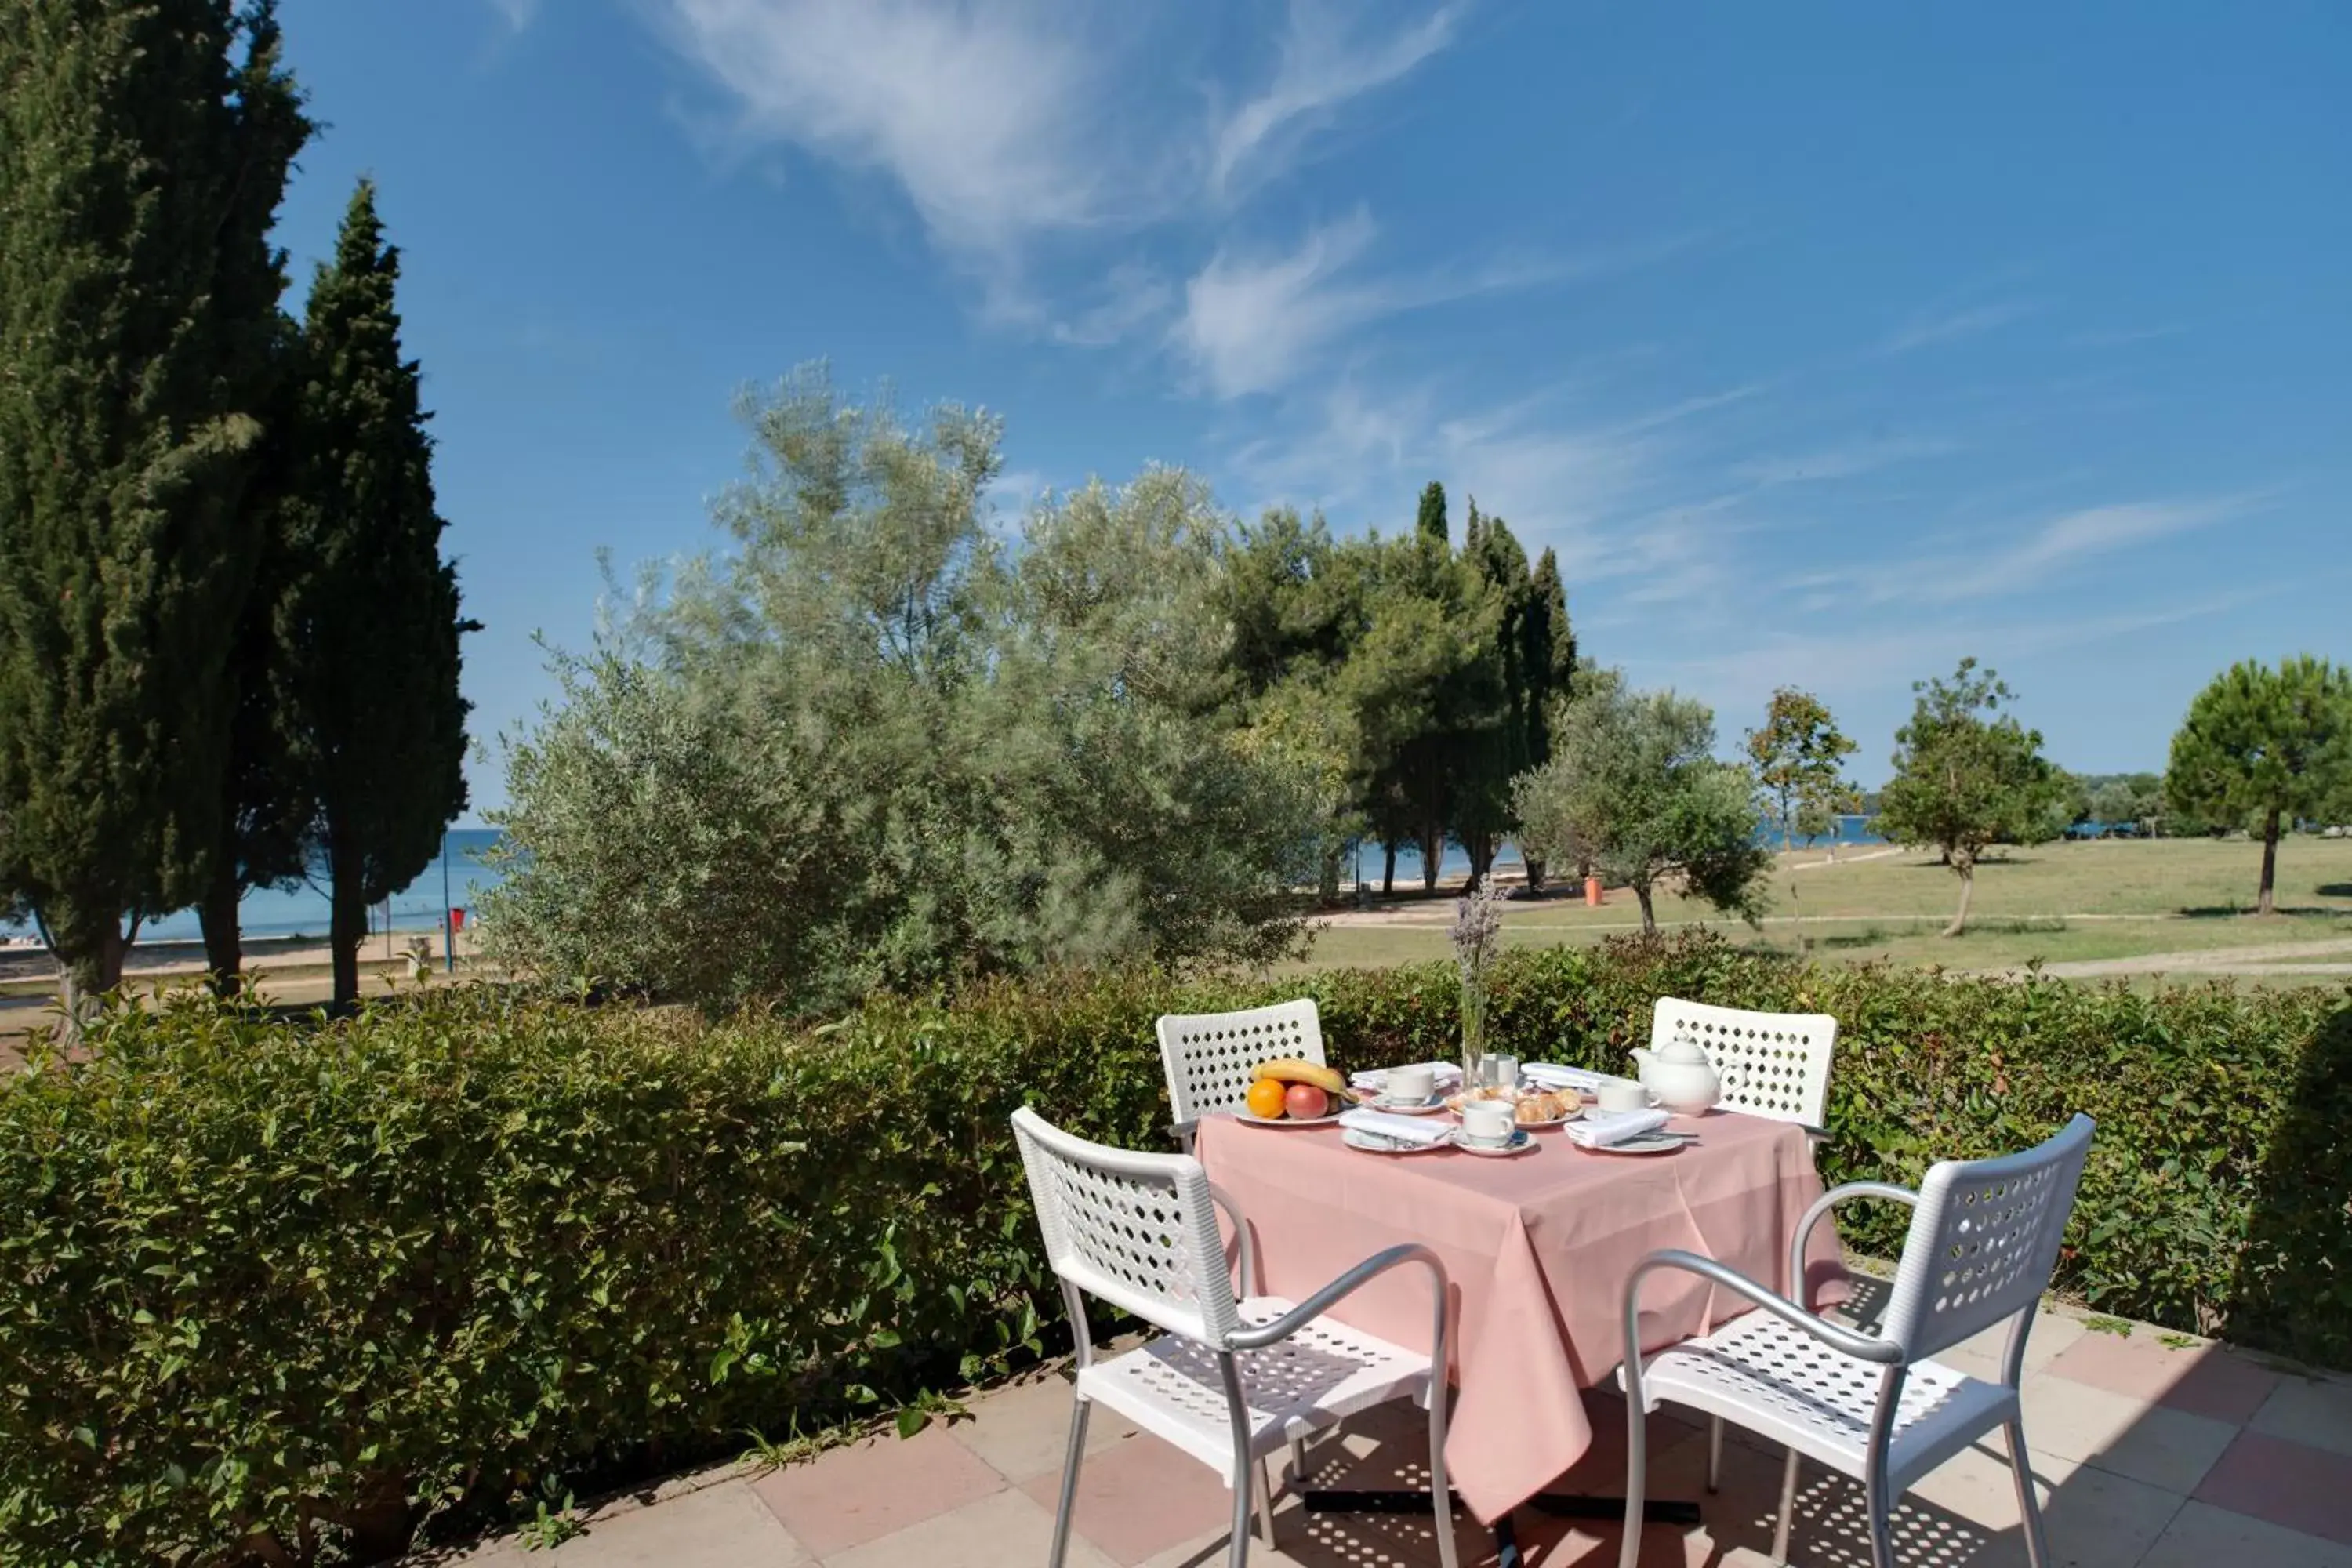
[1881,300,2034,354]
[655,0,1117,260]
[1733,436,1957,487]
[1050,263,1176,347]
[2005,497,2250,574]
[486,0,538,28]
[1210,3,1460,197]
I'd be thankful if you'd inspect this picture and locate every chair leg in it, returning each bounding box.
[2007,1417,2052,1568]
[1864,1481,1896,1568]
[1617,1385,1648,1568]
[1427,1385,1461,1568]
[1050,1397,1092,1568]
[1290,1433,1310,1483]
[1769,1447,1799,1566]
[1707,1415,1723,1493]
[1228,1453,1255,1568]
[1255,1457,1277,1545]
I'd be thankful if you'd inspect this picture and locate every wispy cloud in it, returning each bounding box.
[2065,325,2186,350]
[1210,3,1461,197]
[1733,436,1957,487]
[1881,299,2034,354]
[1050,263,1176,347]
[485,0,538,29]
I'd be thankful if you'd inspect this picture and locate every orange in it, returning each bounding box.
[1244,1079,1287,1119]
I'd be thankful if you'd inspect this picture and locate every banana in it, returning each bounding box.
[1250,1058,1346,1095]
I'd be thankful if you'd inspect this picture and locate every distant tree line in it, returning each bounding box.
[0,0,471,1011]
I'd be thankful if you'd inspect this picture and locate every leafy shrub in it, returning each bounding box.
[2,939,2347,1564]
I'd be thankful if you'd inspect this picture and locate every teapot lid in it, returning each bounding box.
[1658,1028,1711,1063]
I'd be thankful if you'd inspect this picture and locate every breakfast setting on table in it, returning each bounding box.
[1013,989,2096,1568]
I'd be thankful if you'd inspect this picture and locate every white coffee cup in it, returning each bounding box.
[1385,1064,1436,1104]
[1461,1099,1515,1147]
[1596,1079,1654,1115]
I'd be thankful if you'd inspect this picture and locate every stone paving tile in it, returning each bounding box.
[2191,1429,2352,1548]
[751,1425,1006,1558]
[1017,1417,1240,1566]
[2044,1331,2281,1425]
[2137,1499,2352,1568]
[949,1371,1142,1484]
[824,1486,1119,1568]
[2252,1374,2352,1461]
[1936,1309,2089,1385]
[550,1481,809,1566]
[2015,1370,2237,1495]
[1949,1454,2184,1568]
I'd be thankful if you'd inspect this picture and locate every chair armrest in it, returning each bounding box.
[1788,1181,1917,1307]
[1170,1120,1199,1153]
[1624,1248,1902,1376]
[1207,1182,1258,1298]
[1224,1243,1448,1359]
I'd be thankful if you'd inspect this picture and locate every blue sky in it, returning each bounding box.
[270,0,2350,820]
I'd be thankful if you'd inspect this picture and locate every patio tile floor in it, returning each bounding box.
[412,1304,2352,1568]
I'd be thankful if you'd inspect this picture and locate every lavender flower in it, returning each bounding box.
[1451,878,1507,990]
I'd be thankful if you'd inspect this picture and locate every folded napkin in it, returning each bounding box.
[1337,1107,1454,1147]
[1349,1061,1465,1091]
[1523,1063,1611,1093]
[1563,1108,1671,1149]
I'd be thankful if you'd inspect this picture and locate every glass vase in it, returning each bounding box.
[1459,983,1488,1083]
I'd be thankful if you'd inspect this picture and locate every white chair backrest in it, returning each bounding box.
[1651,997,1838,1127]
[1156,1000,1325,1126]
[1881,1114,2095,1363]
[1011,1106,1240,1348]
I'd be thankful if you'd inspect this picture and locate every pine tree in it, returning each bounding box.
[0,0,307,1010]
[285,181,473,1004]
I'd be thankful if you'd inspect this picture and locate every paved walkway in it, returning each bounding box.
[419,1303,2352,1568]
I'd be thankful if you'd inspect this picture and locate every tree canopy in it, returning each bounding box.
[1511,668,1770,934]
[1875,658,2061,935]
[2165,655,2352,915]
[1746,688,1860,851]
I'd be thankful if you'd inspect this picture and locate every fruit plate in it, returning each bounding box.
[1343,1127,1454,1155]
[1453,1129,1540,1158]
[1234,1109,1347,1127]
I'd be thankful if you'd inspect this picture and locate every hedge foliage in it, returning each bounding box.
[2,936,2347,1565]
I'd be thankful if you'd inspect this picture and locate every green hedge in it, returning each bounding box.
[2,937,2347,1566]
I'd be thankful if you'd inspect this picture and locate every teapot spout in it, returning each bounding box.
[1628,1047,1657,1070]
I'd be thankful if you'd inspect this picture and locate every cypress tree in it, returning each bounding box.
[0,1,306,1010]
[1416,480,1448,545]
[285,180,473,1004]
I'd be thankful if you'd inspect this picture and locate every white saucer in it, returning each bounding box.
[1343,1127,1454,1155]
[1236,1109,1347,1127]
[1367,1093,1448,1116]
[1453,1130,1539,1158]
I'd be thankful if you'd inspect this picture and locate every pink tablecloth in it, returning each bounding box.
[1196,1110,1841,1523]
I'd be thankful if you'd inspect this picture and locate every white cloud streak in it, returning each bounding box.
[1733,436,1957,486]
[486,0,538,28]
[1881,300,2034,354]
[1210,3,1460,197]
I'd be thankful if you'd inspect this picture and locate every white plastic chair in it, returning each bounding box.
[1156,1000,1326,1152]
[1011,1106,1458,1568]
[1617,1113,2095,1568]
[1651,996,1838,1130]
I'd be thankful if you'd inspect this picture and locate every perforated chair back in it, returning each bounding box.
[1882,1113,2096,1363]
[1650,997,1838,1127]
[1156,1000,1325,1127]
[1011,1106,1241,1348]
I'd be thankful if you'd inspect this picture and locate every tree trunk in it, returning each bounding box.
[1633,880,1657,935]
[48,911,127,1029]
[1381,843,1396,896]
[1942,852,1976,937]
[329,838,365,1007]
[198,854,244,996]
[1317,847,1341,902]
[2258,806,2280,916]
[1418,823,1442,891]
[1525,855,1547,893]
[1465,832,1494,891]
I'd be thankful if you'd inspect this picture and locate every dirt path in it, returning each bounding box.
[2007,937,2352,980]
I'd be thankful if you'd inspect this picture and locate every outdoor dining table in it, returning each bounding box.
[1194,1107,1845,1529]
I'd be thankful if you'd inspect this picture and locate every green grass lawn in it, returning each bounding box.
[1287,835,2352,977]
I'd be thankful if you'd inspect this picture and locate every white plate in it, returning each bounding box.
[1576,1131,1686,1156]
[1453,1130,1540,1158]
[1234,1109,1347,1127]
[1343,1127,1454,1155]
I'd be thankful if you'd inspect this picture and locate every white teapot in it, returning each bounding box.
[1629,1030,1739,1115]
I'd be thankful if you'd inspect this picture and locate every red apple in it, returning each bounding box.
[1283,1083,1329,1120]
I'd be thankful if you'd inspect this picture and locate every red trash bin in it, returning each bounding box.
[448,907,466,934]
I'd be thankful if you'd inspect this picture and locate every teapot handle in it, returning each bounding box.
[1718,1063,1746,1094]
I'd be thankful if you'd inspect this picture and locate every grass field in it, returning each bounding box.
[1288,835,2352,978]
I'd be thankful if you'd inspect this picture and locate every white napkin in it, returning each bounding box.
[1523,1063,1611,1094]
[1563,1108,1671,1148]
[1338,1107,1454,1147]
[1349,1061,1465,1092]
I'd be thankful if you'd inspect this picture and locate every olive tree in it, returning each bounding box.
[1510,670,1770,935]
